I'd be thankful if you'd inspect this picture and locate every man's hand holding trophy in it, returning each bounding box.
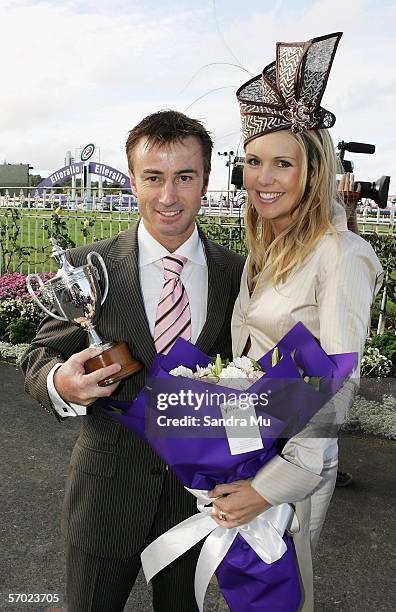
[26,238,142,404]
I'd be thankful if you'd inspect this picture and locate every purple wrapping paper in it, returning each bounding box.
[216,533,301,612]
[99,322,357,612]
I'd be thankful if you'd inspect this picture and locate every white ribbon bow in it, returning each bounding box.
[141,488,299,612]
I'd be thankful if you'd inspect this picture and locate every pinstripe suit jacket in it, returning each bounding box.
[21,222,245,558]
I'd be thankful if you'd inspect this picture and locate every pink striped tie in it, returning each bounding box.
[154,255,192,354]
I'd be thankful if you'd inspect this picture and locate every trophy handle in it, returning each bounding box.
[87,252,109,305]
[26,274,68,322]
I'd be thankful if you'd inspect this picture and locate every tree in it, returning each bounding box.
[29,175,43,187]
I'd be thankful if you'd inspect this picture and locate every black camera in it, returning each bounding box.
[231,142,391,209]
[337,141,390,209]
[231,156,245,191]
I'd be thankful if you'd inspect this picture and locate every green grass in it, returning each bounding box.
[0,208,139,273]
[358,222,394,234]
[0,208,247,274]
[0,207,394,275]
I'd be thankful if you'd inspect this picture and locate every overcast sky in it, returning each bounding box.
[1,0,395,195]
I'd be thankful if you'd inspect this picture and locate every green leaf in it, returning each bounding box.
[250,359,262,371]
[272,346,282,367]
[213,353,223,376]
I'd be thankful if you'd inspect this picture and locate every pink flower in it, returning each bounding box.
[0,272,55,299]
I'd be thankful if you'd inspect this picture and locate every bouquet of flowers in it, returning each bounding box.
[100,322,356,612]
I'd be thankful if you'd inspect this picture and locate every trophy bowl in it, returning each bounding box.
[27,239,142,387]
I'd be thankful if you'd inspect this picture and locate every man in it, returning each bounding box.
[21,110,245,612]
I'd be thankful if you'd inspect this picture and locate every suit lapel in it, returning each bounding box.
[108,222,156,368]
[107,223,232,363]
[195,231,231,354]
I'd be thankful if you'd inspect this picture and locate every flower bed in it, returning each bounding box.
[0,272,53,345]
[0,341,31,364]
[342,394,396,440]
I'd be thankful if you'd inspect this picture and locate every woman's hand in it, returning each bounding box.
[338,172,361,234]
[337,172,362,209]
[208,480,271,528]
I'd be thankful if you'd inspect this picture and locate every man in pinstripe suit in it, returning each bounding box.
[21,110,245,611]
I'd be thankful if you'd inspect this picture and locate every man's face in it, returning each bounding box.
[129,136,209,251]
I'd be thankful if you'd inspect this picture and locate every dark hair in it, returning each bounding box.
[126,109,213,179]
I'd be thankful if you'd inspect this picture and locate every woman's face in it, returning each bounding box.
[243,130,304,235]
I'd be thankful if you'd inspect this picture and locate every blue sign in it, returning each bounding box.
[33,162,131,193]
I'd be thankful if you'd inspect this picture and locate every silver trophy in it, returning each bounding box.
[26,238,142,386]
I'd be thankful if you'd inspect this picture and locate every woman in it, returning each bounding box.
[209,32,383,610]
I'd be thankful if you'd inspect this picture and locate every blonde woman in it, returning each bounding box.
[209,33,383,610]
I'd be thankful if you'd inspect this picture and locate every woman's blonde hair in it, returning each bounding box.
[245,128,339,289]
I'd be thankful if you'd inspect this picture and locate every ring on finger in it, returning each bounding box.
[218,510,228,521]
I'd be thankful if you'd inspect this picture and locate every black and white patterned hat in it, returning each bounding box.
[237,32,342,144]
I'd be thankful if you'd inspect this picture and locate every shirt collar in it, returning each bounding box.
[138,219,206,267]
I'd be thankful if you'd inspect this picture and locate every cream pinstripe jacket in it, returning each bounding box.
[231,202,383,610]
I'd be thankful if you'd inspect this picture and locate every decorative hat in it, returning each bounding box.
[237,32,342,144]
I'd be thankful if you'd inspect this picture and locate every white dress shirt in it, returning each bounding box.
[138,220,207,340]
[47,220,208,417]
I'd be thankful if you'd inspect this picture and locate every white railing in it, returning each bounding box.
[0,189,246,274]
[0,187,248,216]
[357,200,395,233]
[1,188,394,225]
[0,186,138,213]
[0,188,394,275]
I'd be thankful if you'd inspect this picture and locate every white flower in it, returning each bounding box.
[231,356,255,375]
[219,365,248,379]
[0,341,30,364]
[220,374,252,391]
[168,356,263,389]
[194,365,214,378]
[169,365,194,378]
[343,394,396,439]
[360,346,392,378]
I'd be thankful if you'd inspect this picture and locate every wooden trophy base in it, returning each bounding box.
[84,341,143,387]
